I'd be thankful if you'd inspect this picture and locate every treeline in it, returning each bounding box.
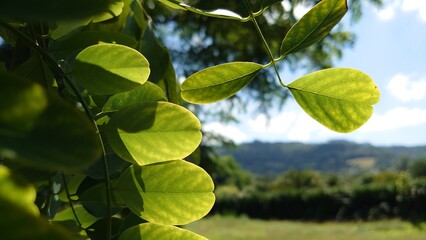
[217,140,426,174]
[206,156,426,221]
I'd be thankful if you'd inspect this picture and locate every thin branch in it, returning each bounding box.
[61,172,85,229]
[243,0,287,88]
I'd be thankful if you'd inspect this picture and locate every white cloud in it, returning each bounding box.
[293,4,311,20]
[248,112,296,134]
[401,0,426,22]
[387,74,426,102]
[360,107,426,132]
[375,0,426,22]
[248,110,342,142]
[203,122,249,143]
[376,5,396,21]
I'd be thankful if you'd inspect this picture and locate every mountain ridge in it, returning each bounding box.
[218,140,426,174]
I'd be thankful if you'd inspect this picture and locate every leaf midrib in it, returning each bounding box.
[284,0,341,54]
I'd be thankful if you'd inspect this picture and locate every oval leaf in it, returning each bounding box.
[116,161,215,225]
[105,102,202,166]
[281,0,347,55]
[0,73,102,170]
[73,44,150,95]
[181,62,263,104]
[288,68,380,133]
[102,82,167,113]
[119,223,207,240]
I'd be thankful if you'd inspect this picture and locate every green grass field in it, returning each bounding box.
[185,215,426,240]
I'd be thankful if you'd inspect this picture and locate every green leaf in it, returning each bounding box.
[79,183,122,217]
[54,205,99,229]
[73,44,150,95]
[119,223,208,240]
[116,161,215,225]
[139,26,179,103]
[102,82,167,113]
[288,68,380,133]
[50,19,93,40]
[181,62,263,104]
[0,73,102,170]
[92,0,124,23]
[281,0,347,55]
[0,166,38,216]
[0,0,115,21]
[50,31,137,51]
[0,198,75,240]
[105,102,202,166]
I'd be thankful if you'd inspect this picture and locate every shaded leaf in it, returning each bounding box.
[50,19,93,40]
[0,73,102,170]
[102,82,167,113]
[79,183,122,217]
[73,44,150,95]
[92,0,124,23]
[281,0,347,55]
[54,205,99,229]
[181,62,263,104]
[50,31,137,51]
[116,161,215,225]
[119,223,207,240]
[139,26,179,103]
[0,0,115,21]
[288,68,380,133]
[105,102,202,166]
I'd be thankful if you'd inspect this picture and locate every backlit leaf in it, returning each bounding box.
[102,82,167,113]
[0,73,102,170]
[73,44,150,95]
[116,161,215,225]
[288,68,380,133]
[0,198,74,240]
[119,223,207,240]
[181,62,263,104]
[105,102,202,165]
[0,166,38,216]
[281,0,347,55]
[158,0,243,20]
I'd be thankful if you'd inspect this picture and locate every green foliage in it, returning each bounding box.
[409,158,426,178]
[0,0,380,238]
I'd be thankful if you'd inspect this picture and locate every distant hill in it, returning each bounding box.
[218,140,426,175]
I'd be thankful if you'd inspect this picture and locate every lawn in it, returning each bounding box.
[185,215,426,240]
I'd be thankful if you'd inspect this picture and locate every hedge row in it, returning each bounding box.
[212,181,426,221]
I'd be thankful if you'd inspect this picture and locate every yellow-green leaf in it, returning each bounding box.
[281,0,347,55]
[181,62,263,104]
[116,161,215,225]
[288,68,380,133]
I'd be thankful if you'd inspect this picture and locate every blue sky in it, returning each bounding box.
[204,0,426,146]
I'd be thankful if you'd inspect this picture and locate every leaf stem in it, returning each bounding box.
[61,172,85,229]
[243,0,287,88]
[0,21,113,240]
